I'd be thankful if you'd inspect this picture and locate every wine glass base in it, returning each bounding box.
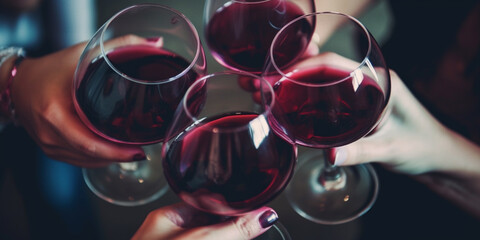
[285,151,379,224]
[253,221,291,240]
[83,155,169,207]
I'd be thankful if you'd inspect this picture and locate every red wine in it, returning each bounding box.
[75,45,201,144]
[273,66,386,147]
[205,0,311,73]
[163,112,296,215]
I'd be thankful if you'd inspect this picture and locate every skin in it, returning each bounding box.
[338,70,480,218]
[132,203,276,240]
[1,1,478,239]
[1,36,148,167]
[242,48,480,219]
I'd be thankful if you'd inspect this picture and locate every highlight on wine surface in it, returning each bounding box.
[204,0,315,73]
[162,71,297,215]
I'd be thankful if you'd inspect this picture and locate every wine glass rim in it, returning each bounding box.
[99,3,203,85]
[183,71,276,133]
[269,11,373,87]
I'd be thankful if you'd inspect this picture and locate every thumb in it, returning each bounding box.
[174,207,279,240]
[334,133,393,167]
[334,102,404,167]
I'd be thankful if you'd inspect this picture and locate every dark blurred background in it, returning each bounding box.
[1,0,479,239]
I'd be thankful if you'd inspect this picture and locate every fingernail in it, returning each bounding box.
[259,209,278,228]
[132,153,146,161]
[333,148,347,166]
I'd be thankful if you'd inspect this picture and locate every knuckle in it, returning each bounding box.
[233,218,254,240]
[75,140,97,157]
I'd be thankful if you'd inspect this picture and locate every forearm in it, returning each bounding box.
[414,128,480,218]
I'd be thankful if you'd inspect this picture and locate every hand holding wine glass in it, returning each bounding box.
[132,202,281,240]
[162,71,296,239]
[334,68,480,219]
[264,11,391,224]
[6,42,145,168]
[73,4,206,206]
[334,69,480,174]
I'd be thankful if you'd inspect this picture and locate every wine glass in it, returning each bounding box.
[263,12,391,224]
[73,4,206,206]
[162,71,295,238]
[203,0,315,74]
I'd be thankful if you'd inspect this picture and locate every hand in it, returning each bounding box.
[132,202,278,240]
[335,70,480,175]
[11,36,149,167]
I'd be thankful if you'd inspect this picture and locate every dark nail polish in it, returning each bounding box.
[259,210,278,228]
[133,153,146,161]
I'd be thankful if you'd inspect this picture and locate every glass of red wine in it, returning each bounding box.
[73,4,206,206]
[203,0,315,74]
[263,12,391,224]
[162,71,296,238]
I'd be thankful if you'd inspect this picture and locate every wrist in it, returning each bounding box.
[442,129,480,176]
[0,47,26,124]
[420,124,480,178]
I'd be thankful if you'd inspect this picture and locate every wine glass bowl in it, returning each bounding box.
[162,71,297,216]
[267,13,390,147]
[204,0,315,74]
[73,4,206,206]
[264,12,390,224]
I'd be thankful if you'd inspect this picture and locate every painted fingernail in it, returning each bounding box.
[132,153,146,161]
[259,209,278,228]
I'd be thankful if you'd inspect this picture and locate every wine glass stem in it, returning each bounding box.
[321,148,341,179]
[316,148,346,190]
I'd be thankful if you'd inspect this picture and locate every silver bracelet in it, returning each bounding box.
[0,47,25,67]
[0,47,26,125]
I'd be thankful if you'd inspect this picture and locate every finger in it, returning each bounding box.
[26,104,145,167]
[162,202,223,228]
[100,34,150,53]
[49,104,146,163]
[334,71,415,167]
[301,40,319,58]
[291,52,361,72]
[335,137,392,166]
[41,146,113,168]
[238,75,258,92]
[175,207,278,240]
[252,91,262,104]
[132,202,222,240]
[66,120,146,162]
[132,203,185,240]
[334,112,402,167]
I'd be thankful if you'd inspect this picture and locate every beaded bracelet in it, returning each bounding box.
[0,47,26,124]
